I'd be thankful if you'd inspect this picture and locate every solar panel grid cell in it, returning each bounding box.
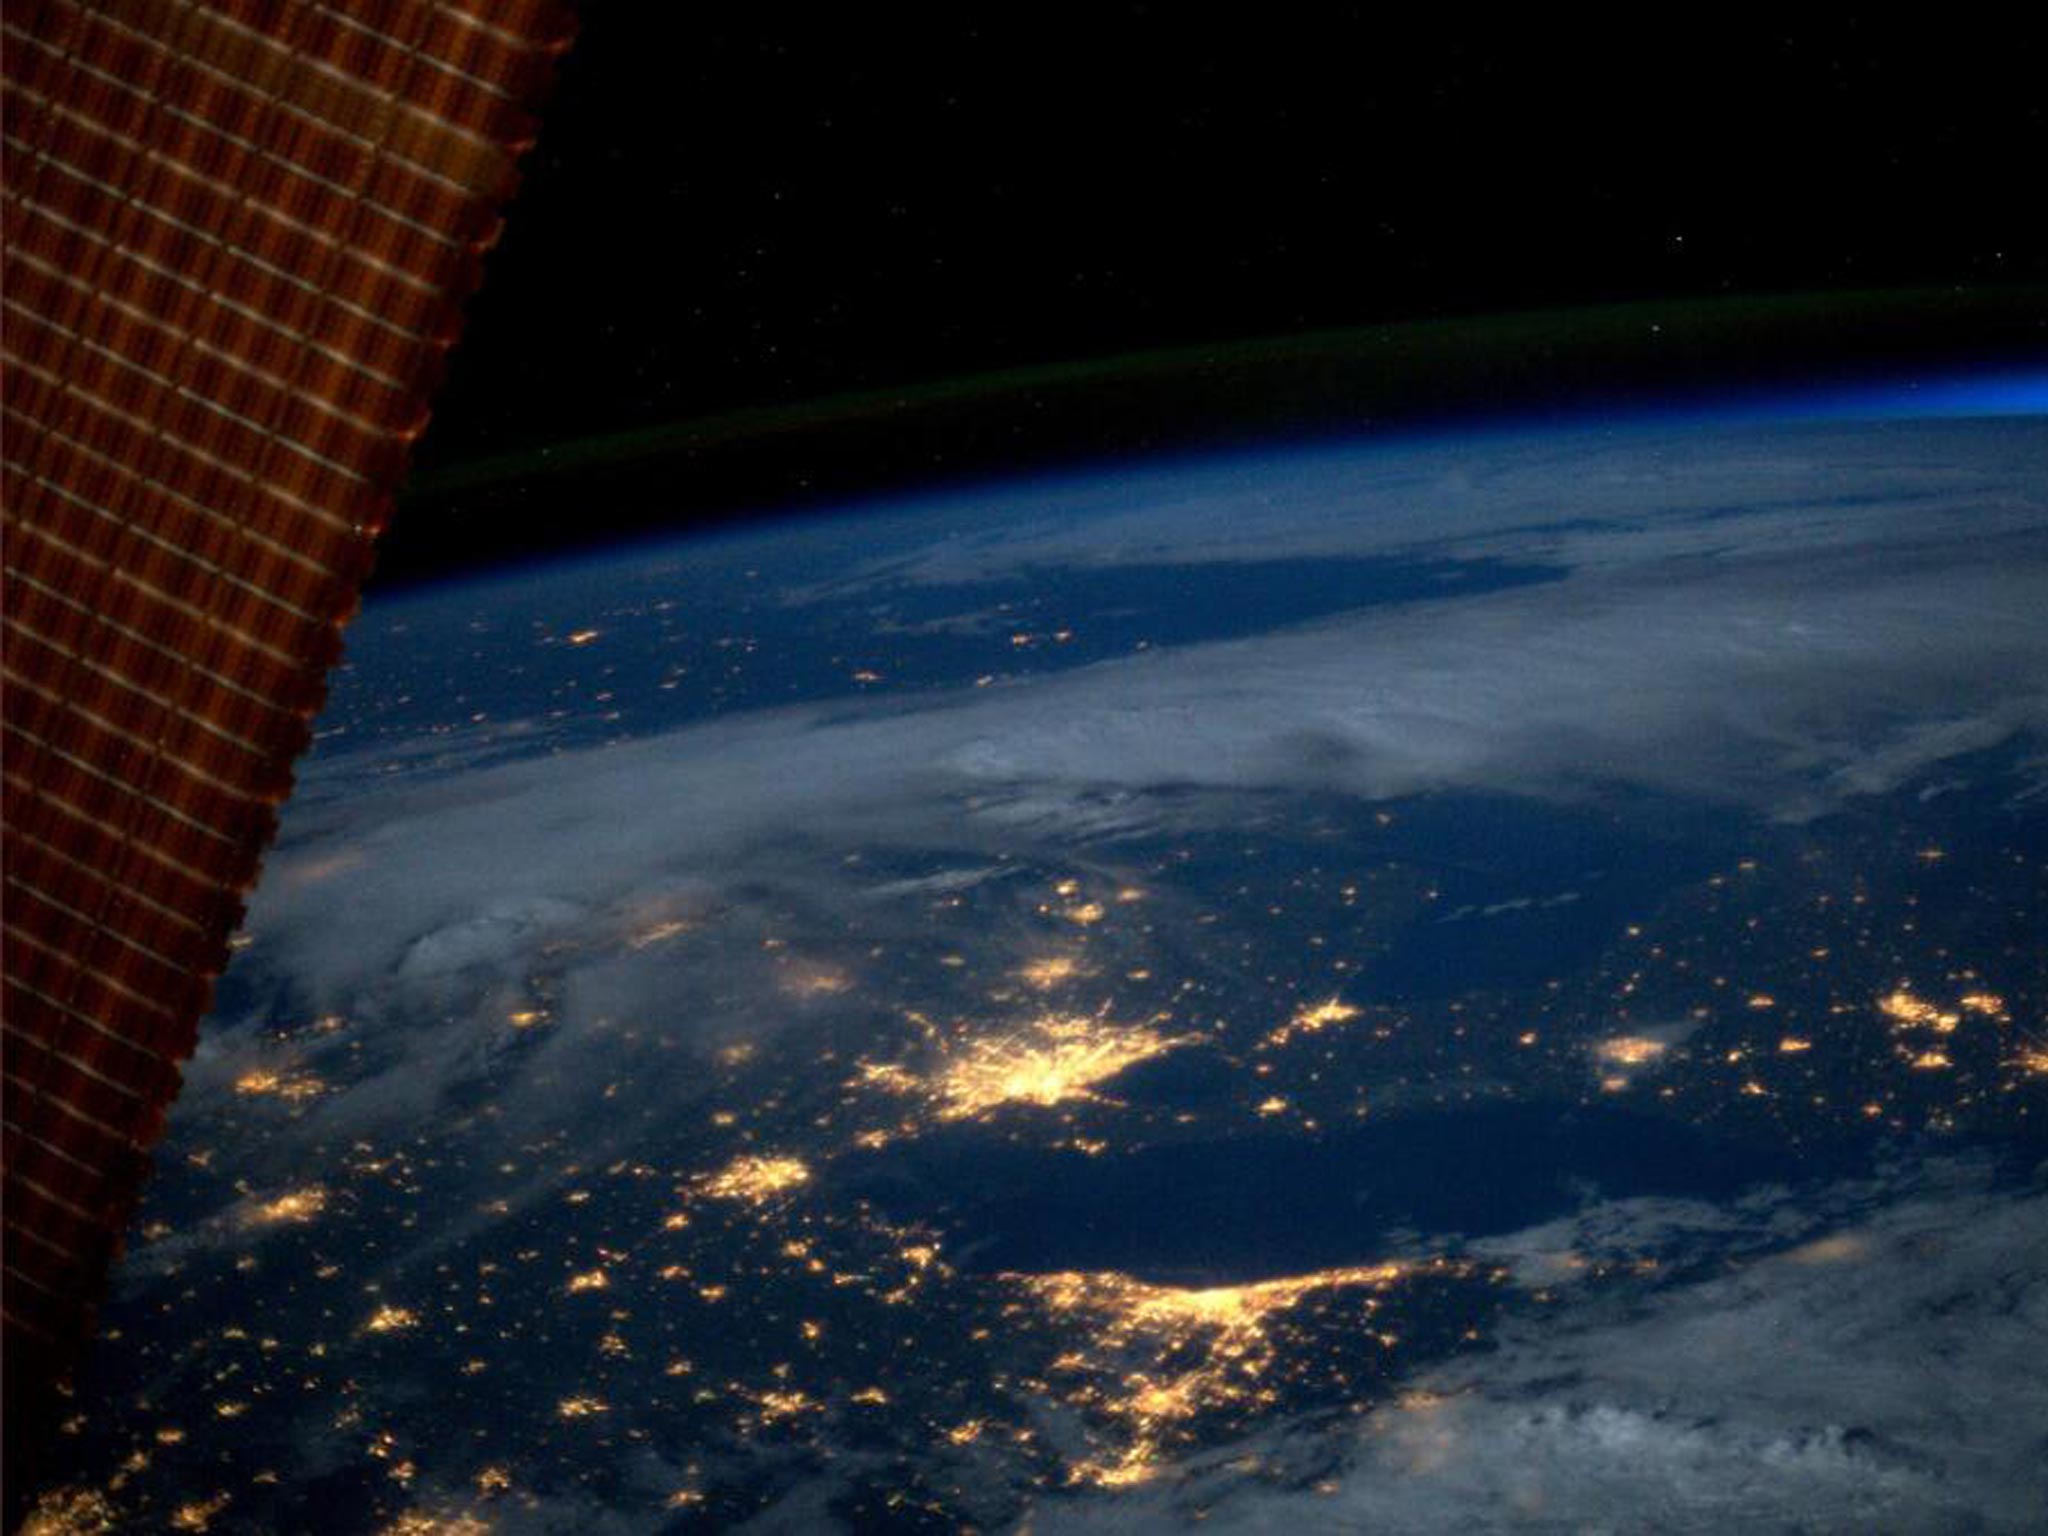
[1,0,573,1508]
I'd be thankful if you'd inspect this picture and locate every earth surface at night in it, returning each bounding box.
[33,400,2048,1534]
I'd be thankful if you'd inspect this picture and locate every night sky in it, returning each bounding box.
[389,10,2046,580]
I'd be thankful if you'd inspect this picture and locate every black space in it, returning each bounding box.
[388,11,2047,581]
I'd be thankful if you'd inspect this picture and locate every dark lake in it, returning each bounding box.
[841,1099,1819,1285]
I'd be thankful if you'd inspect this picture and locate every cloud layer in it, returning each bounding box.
[84,411,2048,1533]
[1036,1165,2048,1534]
[250,419,2048,1002]
[185,415,2048,1170]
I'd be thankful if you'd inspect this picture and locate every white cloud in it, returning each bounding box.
[1031,1167,2048,1534]
[264,514,2048,1001]
[212,417,2048,1155]
[794,418,2048,589]
[103,411,2048,1536]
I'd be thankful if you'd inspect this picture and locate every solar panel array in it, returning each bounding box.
[1,0,573,1499]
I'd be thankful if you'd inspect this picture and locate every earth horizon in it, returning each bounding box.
[29,391,2048,1534]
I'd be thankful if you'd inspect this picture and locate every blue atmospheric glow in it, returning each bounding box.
[1003,364,2048,514]
[1763,366,2048,421]
[1025,363,2048,524]
[397,361,2048,596]
[1365,363,2048,445]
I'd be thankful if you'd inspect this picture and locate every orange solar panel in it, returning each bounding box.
[1,0,574,1506]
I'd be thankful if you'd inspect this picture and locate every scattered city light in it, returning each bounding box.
[245,1187,326,1227]
[924,1011,1187,1118]
[232,1069,325,1102]
[1880,989,1961,1033]
[1018,955,1081,989]
[702,1155,812,1204]
[1594,1036,1667,1067]
[1262,997,1361,1049]
[1013,1260,1454,1485]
